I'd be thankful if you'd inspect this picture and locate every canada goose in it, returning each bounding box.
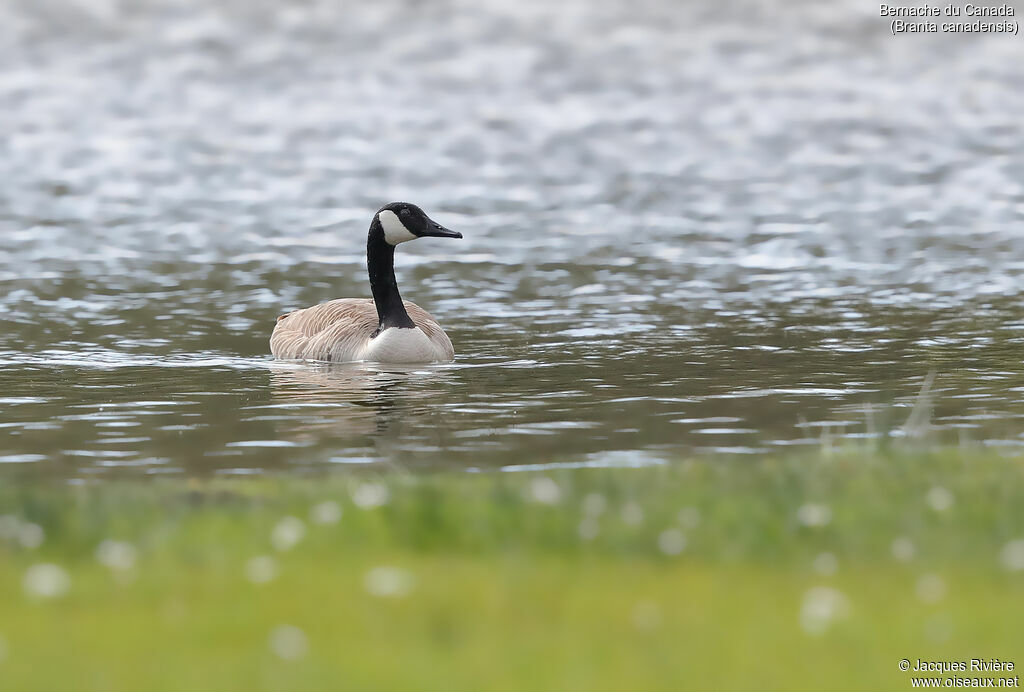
[270,202,462,363]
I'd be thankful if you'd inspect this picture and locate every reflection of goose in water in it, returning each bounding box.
[271,203,463,363]
[267,361,456,451]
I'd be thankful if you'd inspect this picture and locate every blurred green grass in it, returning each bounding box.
[1,448,1023,691]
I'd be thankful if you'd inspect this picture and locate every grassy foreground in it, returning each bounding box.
[1,449,1024,691]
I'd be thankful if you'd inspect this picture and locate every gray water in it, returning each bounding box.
[2,0,1024,477]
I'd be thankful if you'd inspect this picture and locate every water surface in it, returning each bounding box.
[2,0,1024,477]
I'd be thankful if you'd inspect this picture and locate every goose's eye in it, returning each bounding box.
[400,208,411,218]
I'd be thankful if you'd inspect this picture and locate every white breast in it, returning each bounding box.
[359,327,448,363]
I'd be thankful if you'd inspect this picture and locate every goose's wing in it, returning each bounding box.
[270,298,454,362]
[404,301,455,361]
[270,298,378,361]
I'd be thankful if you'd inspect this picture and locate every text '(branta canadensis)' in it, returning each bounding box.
[270,202,462,363]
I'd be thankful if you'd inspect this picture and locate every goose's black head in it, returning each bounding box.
[374,202,462,246]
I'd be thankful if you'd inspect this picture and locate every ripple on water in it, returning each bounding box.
[0,455,48,464]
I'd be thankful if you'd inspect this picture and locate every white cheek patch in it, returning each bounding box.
[378,210,417,245]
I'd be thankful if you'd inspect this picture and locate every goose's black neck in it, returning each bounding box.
[367,217,415,334]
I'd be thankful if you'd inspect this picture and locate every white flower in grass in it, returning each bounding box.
[677,507,701,529]
[657,529,687,556]
[813,552,838,576]
[621,503,644,527]
[1000,539,1024,572]
[799,586,850,636]
[631,601,661,632]
[245,556,278,584]
[916,574,946,603]
[797,504,831,528]
[582,493,607,516]
[364,567,415,598]
[271,517,305,552]
[17,523,43,549]
[924,613,953,644]
[891,537,915,562]
[926,486,953,512]
[0,516,19,540]
[95,540,137,571]
[352,483,389,509]
[578,518,600,541]
[310,501,342,525]
[269,625,307,661]
[530,477,561,505]
[23,563,70,600]
[0,517,44,548]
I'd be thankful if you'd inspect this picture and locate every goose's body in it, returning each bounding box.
[270,298,453,363]
[270,203,462,364]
